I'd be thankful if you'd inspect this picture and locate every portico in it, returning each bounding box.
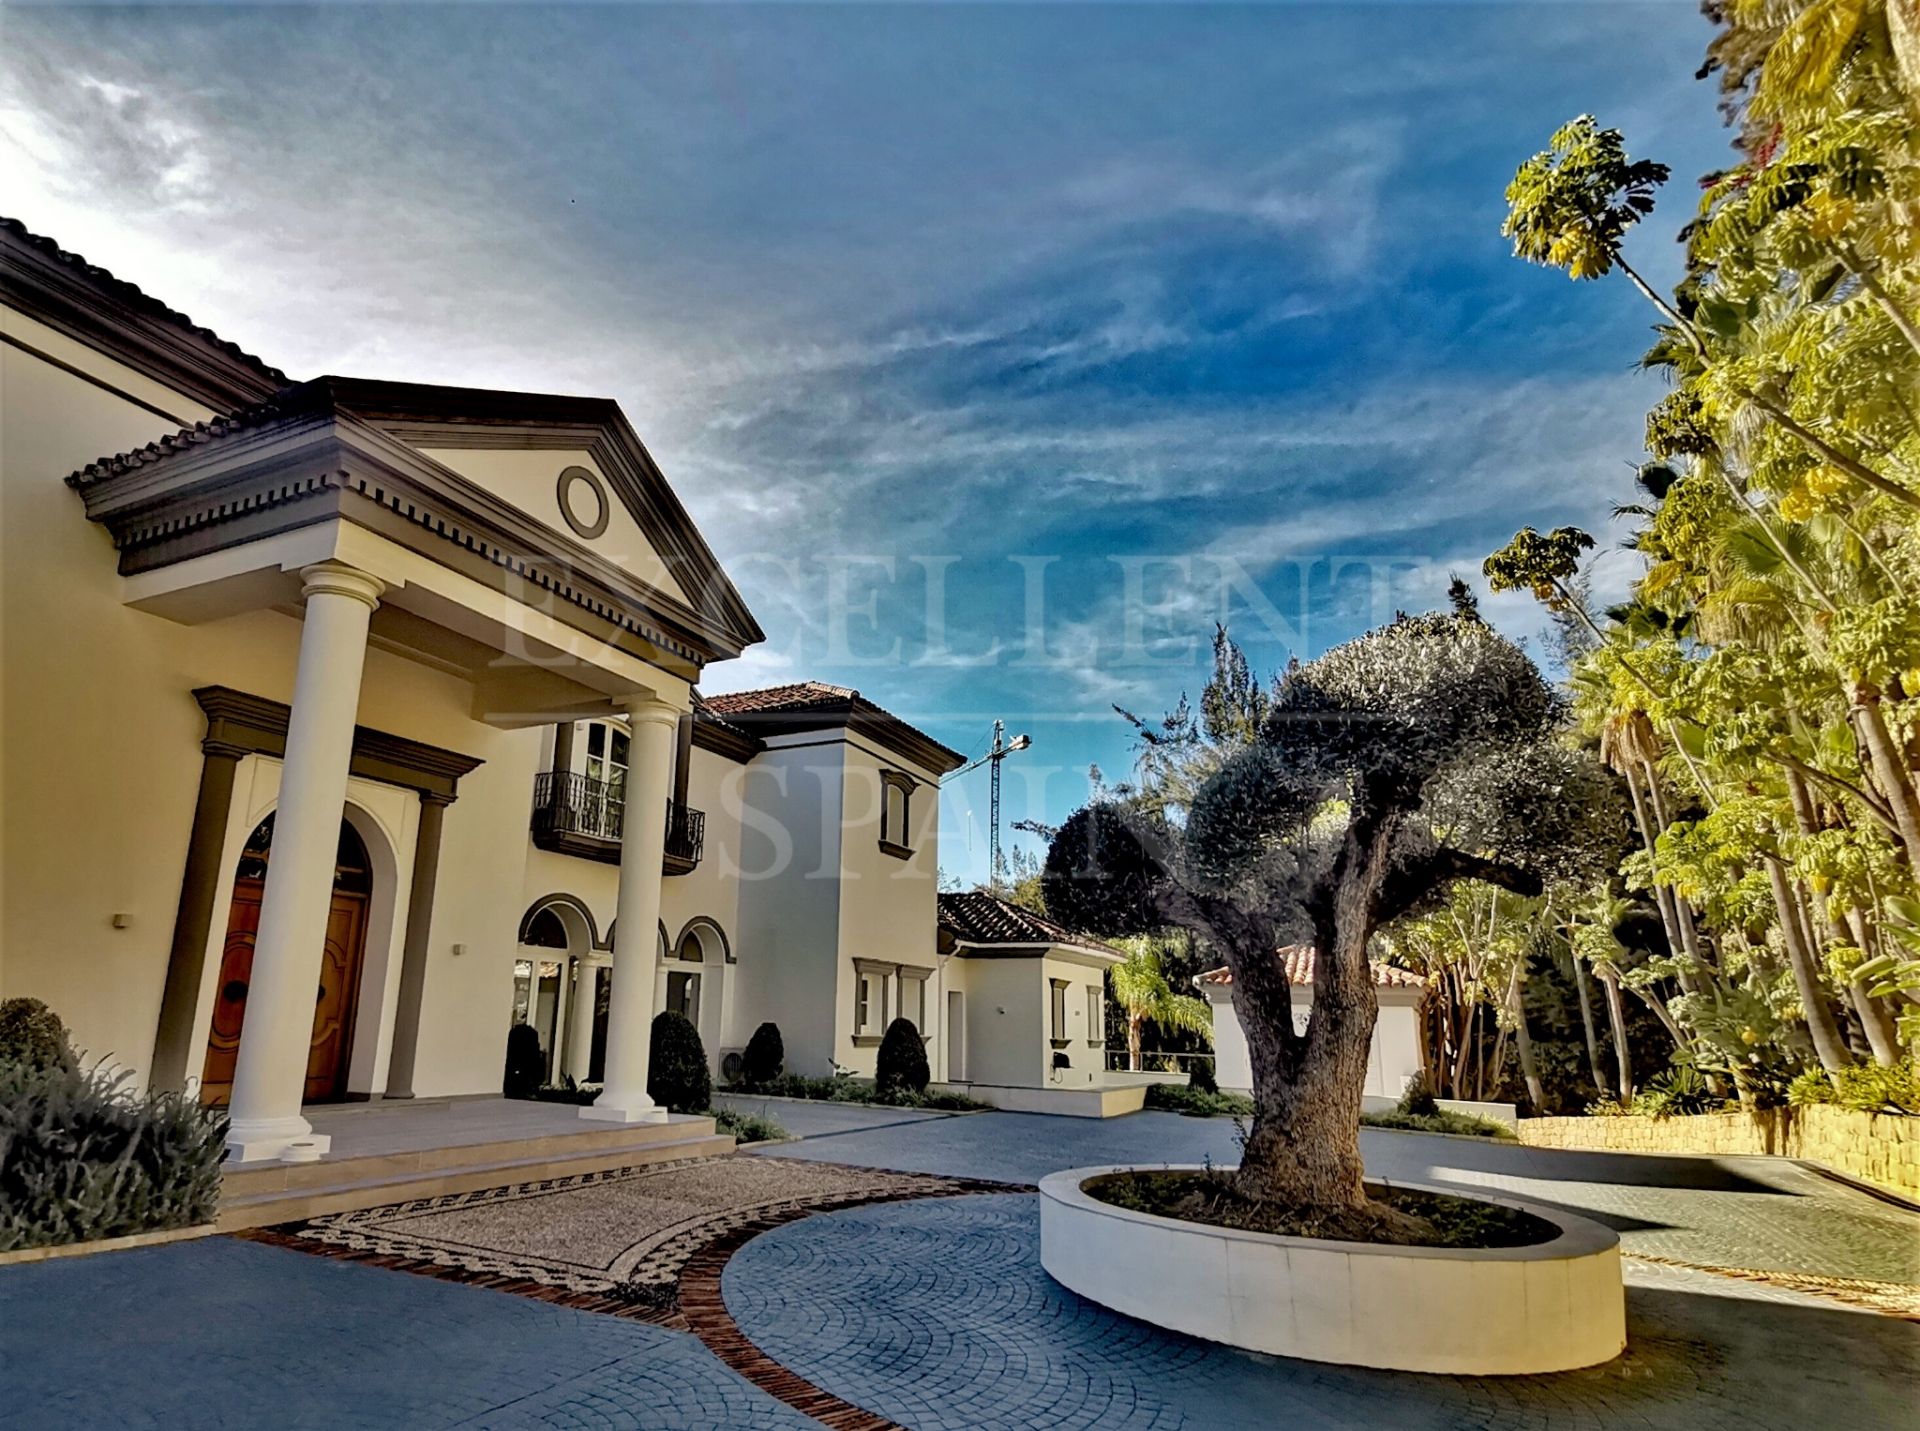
[61,375,762,1162]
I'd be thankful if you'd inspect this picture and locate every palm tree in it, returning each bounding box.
[1109,936,1213,1072]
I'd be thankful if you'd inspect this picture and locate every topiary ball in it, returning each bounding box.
[874,1017,930,1096]
[1397,1073,1439,1118]
[648,1011,712,1113]
[1188,1057,1218,1095]
[502,1022,543,1099]
[0,997,74,1072]
[741,1022,784,1087]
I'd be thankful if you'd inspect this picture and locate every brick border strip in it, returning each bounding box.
[238,1162,1030,1430]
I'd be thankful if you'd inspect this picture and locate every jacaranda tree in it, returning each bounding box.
[1045,608,1626,1216]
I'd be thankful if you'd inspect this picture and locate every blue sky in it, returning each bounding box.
[1,3,1731,884]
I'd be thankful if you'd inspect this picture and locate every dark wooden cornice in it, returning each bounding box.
[70,384,756,678]
[1,218,288,413]
[721,702,966,777]
[195,686,484,802]
[690,709,764,764]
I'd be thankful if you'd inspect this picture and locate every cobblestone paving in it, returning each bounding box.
[724,1192,1920,1431]
[757,1108,1920,1286]
[0,1235,814,1430]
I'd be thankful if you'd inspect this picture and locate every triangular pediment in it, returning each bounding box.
[66,374,764,678]
[327,378,762,651]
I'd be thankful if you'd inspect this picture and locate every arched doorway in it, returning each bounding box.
[201,813,373,1106]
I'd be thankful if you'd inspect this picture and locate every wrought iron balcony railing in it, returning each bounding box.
[530,770,704,873]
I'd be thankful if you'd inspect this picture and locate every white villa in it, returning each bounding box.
[936,891,1141,1117]
[1198,950,1428,1105]
[0,218,1032,1167]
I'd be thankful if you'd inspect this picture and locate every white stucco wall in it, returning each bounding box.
[2,292,953,1112]
[1203,984,1425,1100]
[831,737,942,1077]
[0,312,531,1089]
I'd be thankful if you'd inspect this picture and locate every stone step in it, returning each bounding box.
[217,1129,736,1232]
[224,1113,718,1196]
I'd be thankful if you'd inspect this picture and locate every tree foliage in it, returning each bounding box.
[1490,0,1920,1099]
[1047,613,1624,1213]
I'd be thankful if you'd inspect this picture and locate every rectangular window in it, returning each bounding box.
[1086,985,1103,1046]
[856,971,885,1038]
[878,773,914,858]
[1050,979,1069,1047]
[900,973,927,1033]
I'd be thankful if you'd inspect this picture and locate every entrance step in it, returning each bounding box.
[218,1116,732,1231]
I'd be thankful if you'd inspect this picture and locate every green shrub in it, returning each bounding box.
[1188,1058,1218,1094]
[746,1070,987,1111]
[1631,1063,1720,1120]
[1145,1082,1255,1117]
[1360,1108,1516,1140]
[531,1081,599,1106]
[0,998,74,1072]
[741,1022,785,1087]
[0,1061,227,1252]
[647,1011,712,1114]
[711,1107,786,1144]
[502,1023,543,1099]
[874,1018,930,1095]
[1396,1074,1438,1118]
[1788,1063,1920,1114]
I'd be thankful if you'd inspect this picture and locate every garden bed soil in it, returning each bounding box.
[1082,1170,1556,1249]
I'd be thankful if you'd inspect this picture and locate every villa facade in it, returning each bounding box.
[0,218,965,1163]
[1198,951,1427,1104]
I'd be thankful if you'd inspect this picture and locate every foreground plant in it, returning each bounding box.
[1046,607,1624,1220]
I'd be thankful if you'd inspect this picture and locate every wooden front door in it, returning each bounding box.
[201,816,373,1106]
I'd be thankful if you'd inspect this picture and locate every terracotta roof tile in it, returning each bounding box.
[66,383,317,488]
[1197,947,1426,990]
[937,891,1122,958]
[3,216,288,388]
[699,682,964,772]
[701,682,858,716]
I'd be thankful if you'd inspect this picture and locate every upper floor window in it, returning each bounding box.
[879,770,914,859]
[582,720,629,804]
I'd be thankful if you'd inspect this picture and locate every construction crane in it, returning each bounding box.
[956,719,1032,892]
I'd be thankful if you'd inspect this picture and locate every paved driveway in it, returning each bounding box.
[749,1104,1920,1284]
[2,1106,1913,1429]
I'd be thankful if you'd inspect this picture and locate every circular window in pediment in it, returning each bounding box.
[556,465,610,540]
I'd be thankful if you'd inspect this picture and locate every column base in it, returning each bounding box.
[225,1114,332,1164]
[579,1094,669,1125]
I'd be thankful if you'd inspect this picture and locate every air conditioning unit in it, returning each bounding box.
[719,1048,746,1085]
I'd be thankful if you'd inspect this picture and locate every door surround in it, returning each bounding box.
[200,815,375,1105]
[151,686,481,1095]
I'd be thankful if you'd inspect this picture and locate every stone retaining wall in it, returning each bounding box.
[1517,1105,1918,1201]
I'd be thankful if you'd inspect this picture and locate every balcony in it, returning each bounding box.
[530,771,705,874]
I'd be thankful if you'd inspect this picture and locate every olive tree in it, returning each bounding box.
[1045,610,1626,1215]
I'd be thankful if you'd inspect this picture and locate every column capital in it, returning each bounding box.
[619,693,682,728]
[300,561,386,610]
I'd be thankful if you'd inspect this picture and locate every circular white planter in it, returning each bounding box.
[1039,1165,1625,1375]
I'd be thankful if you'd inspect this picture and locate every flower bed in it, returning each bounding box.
[1040,1164,1625,1374]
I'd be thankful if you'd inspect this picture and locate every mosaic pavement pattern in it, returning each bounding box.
[260,1154,999,1310]
[724,1191,1920,1431]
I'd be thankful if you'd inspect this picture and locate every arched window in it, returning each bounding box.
[879,771,915,858]
[675,929,705,963]
[523,908,569,949]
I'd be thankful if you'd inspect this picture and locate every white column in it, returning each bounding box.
[582,695,679,1123]
[566,961,602,1082]
[226,563,385,1162]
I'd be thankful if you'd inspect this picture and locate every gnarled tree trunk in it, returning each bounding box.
[1221,829,1386,1213]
